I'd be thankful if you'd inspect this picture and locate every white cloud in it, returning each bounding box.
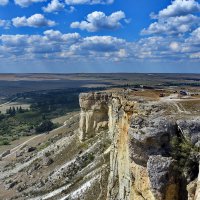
[0,19,10,29]
[0,29,200,64]
[71,11,126,32]
[14,0,46,7]
[43,0,65,13]
[0,32,127,61]
[71,35,125,52]
[43,29,80,43]
[143,0,200,36]
[169,42,180,52]
[0,0,9,6]
[190,52,200,58]
[0,34,28,47]
[185,27,200,45]
[67,6,75,13]
[142,14,200,35]
[154,0,200,18]
[12,14,56,27]
[65,0,114,5]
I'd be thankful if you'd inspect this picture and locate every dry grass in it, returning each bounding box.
[130,89,172,100]
[0,135,33,154]
[51,112,79,125]
[0,102,30,114]
[179,100,200,113]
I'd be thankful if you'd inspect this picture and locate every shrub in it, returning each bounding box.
[0,139,10,146]
[170,136,199,181]
[35,120,55,133]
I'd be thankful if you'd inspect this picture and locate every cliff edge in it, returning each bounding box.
[79,91,200,200]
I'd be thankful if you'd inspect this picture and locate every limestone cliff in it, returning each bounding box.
[79,91,200,200]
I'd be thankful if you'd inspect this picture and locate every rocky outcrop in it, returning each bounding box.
[147,155,179,200]
[1,91,199,200]
[79,91,200,200]
[79,92,110,141]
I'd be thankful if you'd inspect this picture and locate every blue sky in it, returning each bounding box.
[0,0,200,73]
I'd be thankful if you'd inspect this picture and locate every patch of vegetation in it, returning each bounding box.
[37,141,51,151]
[0,138,10,145]
[87,153,95,162]
[170,135,199,182]
[35,120,56,133]
[6,106,28,116]
[0,87,108,146]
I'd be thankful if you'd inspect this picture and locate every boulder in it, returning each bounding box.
[42,157,53,166]
[177,117,200,146]
[1,150,10,158]
[26,146,36,153]
[5,180,18,190]
[147,155,179,200]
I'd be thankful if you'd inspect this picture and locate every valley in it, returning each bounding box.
[0,73,200,200]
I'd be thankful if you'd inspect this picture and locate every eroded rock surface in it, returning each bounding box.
[79,91,200,200]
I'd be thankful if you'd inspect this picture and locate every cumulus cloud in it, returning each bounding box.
[0,28,200,64]
[43,0,65,13]
[1,0,200,68]
[169,42,180,52]
[153,0,200,18]
[0,31,127,61]
[43,29,80,43]
[0,19,10,29]
[12,14,56,28]
[65,0,114,5]
[71,36,125,52]
[0,0,9,6]
[186,27,200,44]
[0,34,28,47]
[142,14,200,35]
[71,11,126,32]
[143,0,200,36]
[67,6,75,13]
[14,0,46,7]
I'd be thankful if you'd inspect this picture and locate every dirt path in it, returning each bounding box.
[160,94,200,114]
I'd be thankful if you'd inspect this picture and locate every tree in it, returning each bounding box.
[6,107,16,116]
[35,120,54,133]
[18,106,23,113]
[42,114,46,120]
[11,107,16,116]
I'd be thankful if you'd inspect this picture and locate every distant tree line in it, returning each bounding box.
[6,106,28,116]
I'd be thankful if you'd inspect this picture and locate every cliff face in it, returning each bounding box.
[79,91,200,200]
[2,90,199,200]
[79,93,110,141]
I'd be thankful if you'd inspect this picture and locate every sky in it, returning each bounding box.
[0,0,200,73]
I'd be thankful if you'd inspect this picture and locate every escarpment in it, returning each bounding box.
[79,91,200,200]
[1,90,199,200]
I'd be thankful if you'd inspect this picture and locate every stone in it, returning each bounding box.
[27,162,40,174]
[147,155,179,200]
[5,180,18,190]
[16,151,23,158]
[1,150,10,158]
[79,92,110,141]
[16,183,27,192]
[177,118,200,146]
[26,146,36,153]
[42,157,53,166]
